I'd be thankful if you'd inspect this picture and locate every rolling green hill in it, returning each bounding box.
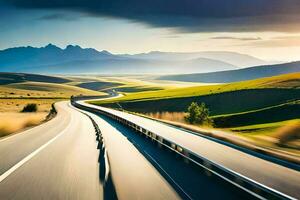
[94,72,300,105]
[98,89,300,115]
[213,101,300,127]
[92,73,300,122]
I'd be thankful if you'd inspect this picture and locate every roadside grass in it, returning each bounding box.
[146,112,186,123]
[143,112,300,156]
[274,120,300,147]
[0,99,60,112]
[0,112,47,137]
[0,99,59,138]
[229,121,288,136]
[229,120,300,154]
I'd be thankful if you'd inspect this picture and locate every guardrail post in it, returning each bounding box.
[203,161,212,176]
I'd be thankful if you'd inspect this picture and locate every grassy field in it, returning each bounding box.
[229,120,300,152]
[65,75,182,93]
[230,120,294,136]
[91,76,194,92]
[0,99,61,112]
[213,101,300,127]
[93,72,300,104]
[0,112,47,137]
[96,88,300,116]
[0,98,54,137]
[0,98,60,138]
[91,73,300,116]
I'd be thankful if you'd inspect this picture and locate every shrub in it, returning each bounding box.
[21,103,38,112]
[185,102,213,125]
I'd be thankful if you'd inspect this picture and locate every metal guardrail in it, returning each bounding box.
[71,99,295,200]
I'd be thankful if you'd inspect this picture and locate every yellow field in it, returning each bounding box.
[0,112,47,137]
[0,98,61,137]
[146,112,186,123]
[0,99,60,112]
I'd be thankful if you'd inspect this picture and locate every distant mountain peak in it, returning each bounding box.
[65,44,82,50]
[100,50,112,55]
[44,43,60,50]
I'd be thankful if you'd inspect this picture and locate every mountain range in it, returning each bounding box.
[0,44,270,74]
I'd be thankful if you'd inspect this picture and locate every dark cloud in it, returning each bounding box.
[38,13,79,21]
[211,36,262,41]
[2,0,300,32]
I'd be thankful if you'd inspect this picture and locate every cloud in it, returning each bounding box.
[211,36,262,41]
[3,0,300,32]
[244,35,300,48]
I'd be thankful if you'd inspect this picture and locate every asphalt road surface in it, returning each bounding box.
[0,102,180,200]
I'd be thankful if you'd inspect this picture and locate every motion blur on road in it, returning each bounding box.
[0,91,299,200]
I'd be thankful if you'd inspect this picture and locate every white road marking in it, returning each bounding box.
[0,114,74,183]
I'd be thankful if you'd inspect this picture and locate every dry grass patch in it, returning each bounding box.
[275,120,300,148]
[0,98,62,138]
[146,112,186,123]
[0,99,59,112]
[0,112,47,137]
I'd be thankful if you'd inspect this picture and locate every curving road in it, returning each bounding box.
[1,98,299,200]
[0,101,180,200]
[0,102,103,199]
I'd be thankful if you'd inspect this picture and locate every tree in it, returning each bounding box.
[185,102,212,125]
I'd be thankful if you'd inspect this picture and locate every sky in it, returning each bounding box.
[1,0,300,61]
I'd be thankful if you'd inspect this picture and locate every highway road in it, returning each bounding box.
[1,97,299,200]
[77,100,300,199]
[0,102,103,199]
[0,101,180,200]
